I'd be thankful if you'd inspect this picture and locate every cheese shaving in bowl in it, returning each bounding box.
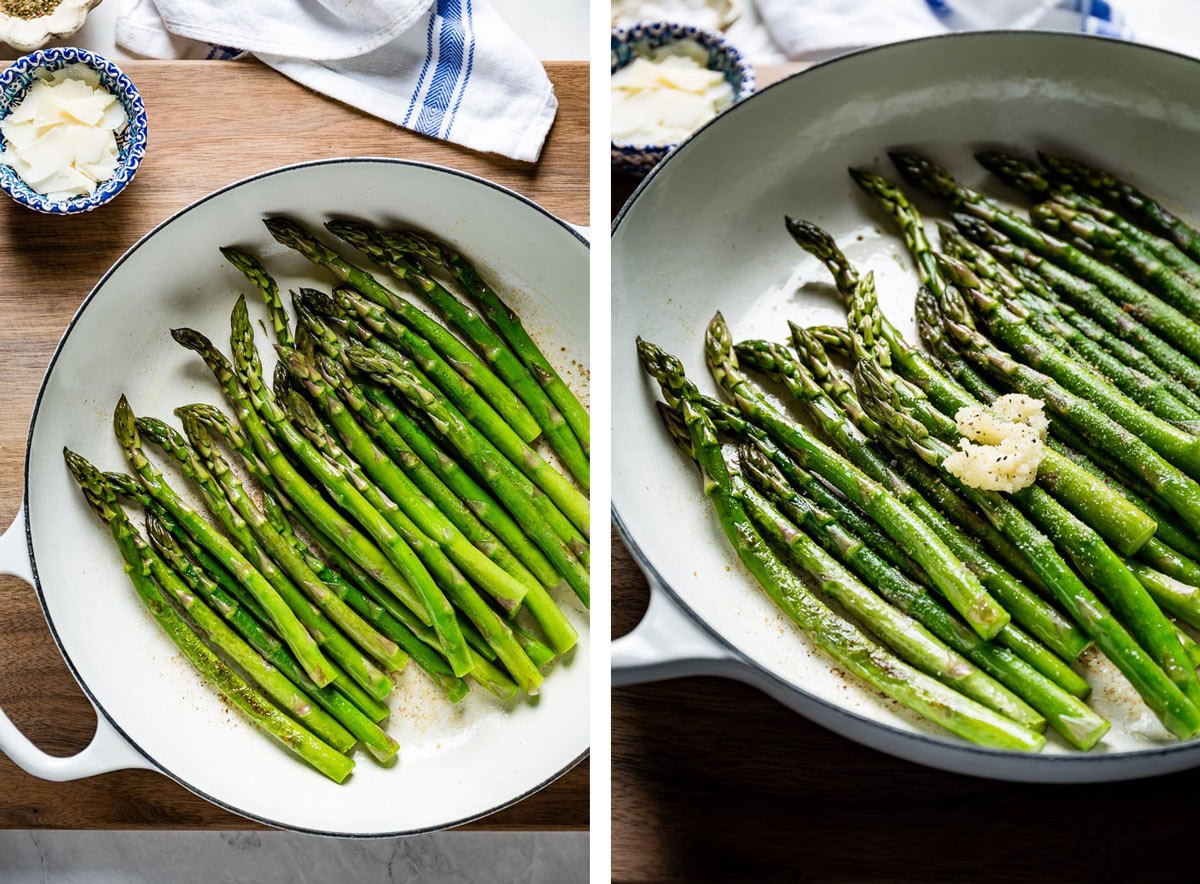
[944,394,1048,492]
[0,63,127,202]
[612,40,734,145]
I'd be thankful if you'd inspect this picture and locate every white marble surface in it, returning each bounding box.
[0,831,588,883]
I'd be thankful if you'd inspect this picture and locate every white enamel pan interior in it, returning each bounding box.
[612,31,1200,782]
[0,159,589,835]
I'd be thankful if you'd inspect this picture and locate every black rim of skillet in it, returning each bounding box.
[611,29,1200,769]
[23,157,589,837]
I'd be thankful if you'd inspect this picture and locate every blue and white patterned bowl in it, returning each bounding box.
[0,48,148,215]
[611,22,755,177]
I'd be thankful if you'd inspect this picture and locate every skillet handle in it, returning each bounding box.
[612,574,741,686]
[0,506,153,780]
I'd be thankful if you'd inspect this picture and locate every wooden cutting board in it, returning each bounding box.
[0,59,587,831]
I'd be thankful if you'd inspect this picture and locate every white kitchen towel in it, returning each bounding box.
[756,0,1132,60]
[116,0,558,162]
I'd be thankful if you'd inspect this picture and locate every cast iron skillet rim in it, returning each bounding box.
[611,30,1200,766]
[23,156,589,837]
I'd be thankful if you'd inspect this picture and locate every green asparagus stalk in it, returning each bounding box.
[937,253,1200,471]
[738,444,1108,748]
[138,414,408,677]
[294,290,569,590]
[891,151,1200,363]
[952,212,1200,397]
[138,521,359,754]
[345,345,591,605]
[327,221,589,487]
[221,247,292,346]
[146,511,400,759]
[64,451,354,783]
[1031,201,1200,320]
[278,345,530,612]
[734,337,1085,660]
[112,396,337,689]
[698,320,1012,641]
[852,365,1200,738]
[856,351,1200,710]
[263,217,541,443]
[1039,151,1200,265]
[388,229,591,451]
[274,382,544,696]
[1126,561,1200,631]
[657,397,1088,697]
[639,356,1045,750]
[228,297,472,678]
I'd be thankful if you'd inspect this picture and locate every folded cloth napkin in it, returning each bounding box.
[756,0,1132,60]
[116,0,558,162]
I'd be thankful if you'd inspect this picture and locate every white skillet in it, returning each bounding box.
[0,159,590,834]
[612,31,1200,782]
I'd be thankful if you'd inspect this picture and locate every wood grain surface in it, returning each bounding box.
[0,59,586,831]
[610,61,1195,883]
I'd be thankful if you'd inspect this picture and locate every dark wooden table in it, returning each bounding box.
[610,63,1197,880]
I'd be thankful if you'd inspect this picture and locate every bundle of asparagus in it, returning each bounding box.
[639,148,1200,750]
[67,219,589,782]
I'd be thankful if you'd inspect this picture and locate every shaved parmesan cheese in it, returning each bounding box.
[612,40,734,145]
[0,64,125,201]
[944,395,1048,493]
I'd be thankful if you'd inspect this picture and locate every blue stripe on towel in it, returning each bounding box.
[444,0,475,139]
[415,0,467,137]
[403,11,438,127]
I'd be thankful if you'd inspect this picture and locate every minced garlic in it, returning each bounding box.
[944,394,1048,492]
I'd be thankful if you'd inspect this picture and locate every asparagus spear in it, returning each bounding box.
[274,381,544,696]
[852,364,1200,739]
[146,511,400,760]
[296,293,574,586]
[345,345,592,606]
[1039,151,1200,264]
[742,474,1047,730]
[698,320,1012,641]
[855,348,1200,711]
[1031,201,1200,320]
[891,151,1200,363]
[183,405,493,701]
[657,396,1088,697]
[952,213,1200,397]
[138,413,408,677]
[263,217,541,443]
[937,253,1200,470]
[112,396,337,689]
[328,221,589,487]
[137,521,358,754]
[738,445,1108,748]
[229,298,473,678]
[1126,561,1200,631]
[974,151,1200,290]
[278,345,530,612]
[64,451,354,783]
[734,337,1085,661]
[639,355,1044,750]
[388,229,591,451]
[287,344,579,655]
[171,322,471,677]
[790,323,1051,595]
[330,285,590,538]
[254,489,480,702]
[790,217,1158,556]
[221,247,292,346]
[934,276,1200,535]
[941,224,1200,420]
